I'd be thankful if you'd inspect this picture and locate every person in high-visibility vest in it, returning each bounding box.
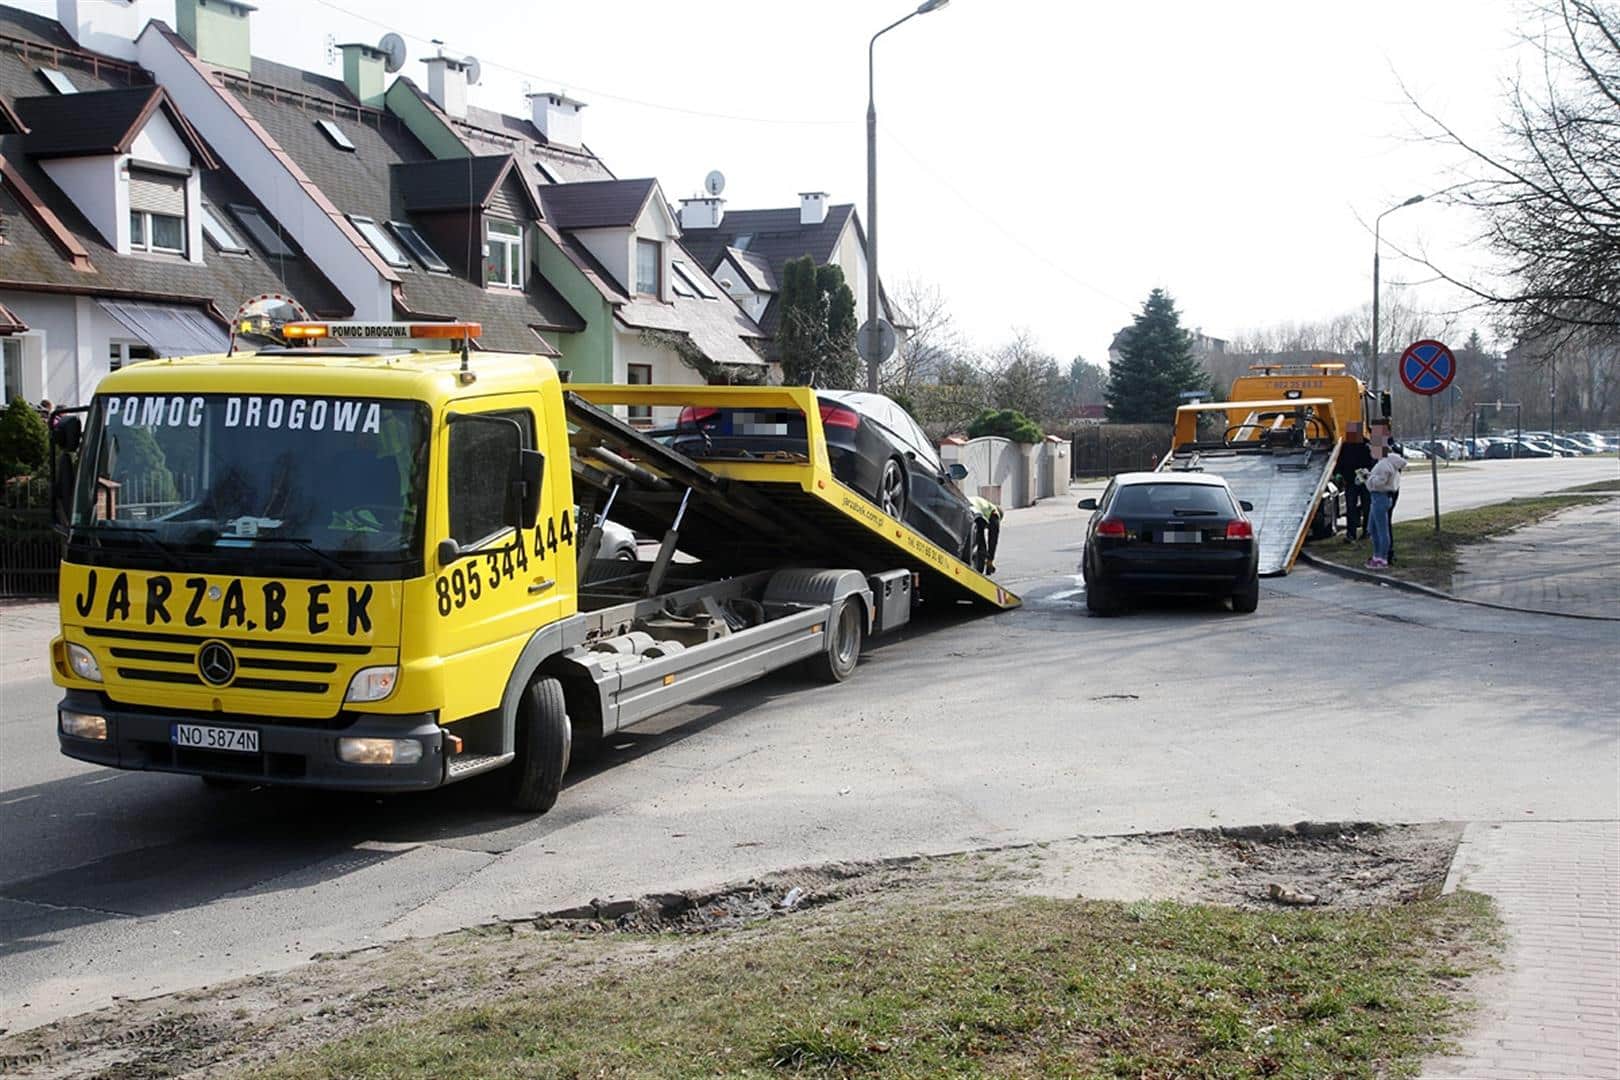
[968,494,1002,574]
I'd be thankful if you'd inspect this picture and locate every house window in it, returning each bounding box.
[485,219,524,290]
[627,363,652,421]
[39,68,77,94]
[1,337,23,402]
[315,119,355,151]
[108,341,156,372]
[229,204,295,257]
[199,203,247,254]
[671,259,718,300]
[635,239,661,295]
[388,221,450,272]
[128,168,187,256]
[349,214,411,269]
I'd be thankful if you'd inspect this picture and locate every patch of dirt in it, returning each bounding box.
[0,821,1461,1079]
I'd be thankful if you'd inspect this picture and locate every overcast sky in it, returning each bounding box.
[25,0,1536,362]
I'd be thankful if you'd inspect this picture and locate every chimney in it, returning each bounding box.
[175,0,254,73]
[529,91,585,148]
[678,197,724,231]
[423,55,469,120]
[340,43,387,108]
[799,192,828,226]
[56,0,143,61]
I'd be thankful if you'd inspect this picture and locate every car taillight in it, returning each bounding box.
[1096,518,1127,538]
[819,403,860,430]
[1225,519,1254,539]
[678,406,718,426]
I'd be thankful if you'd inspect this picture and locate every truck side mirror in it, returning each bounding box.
[1077,497,1098,511]
[947,463,969,481]
[517,449,543,530]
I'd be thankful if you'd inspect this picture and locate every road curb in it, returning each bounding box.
[1296,551,1620,622]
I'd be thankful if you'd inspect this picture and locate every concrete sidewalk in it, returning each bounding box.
[1425,820,1620,1080]
[1450,496,1620,618]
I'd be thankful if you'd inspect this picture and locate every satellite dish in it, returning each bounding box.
[464,56,482,86]
[704,170,726,197]
[378,32,407,74]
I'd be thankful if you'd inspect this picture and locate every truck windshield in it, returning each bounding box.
[70,392,429,572]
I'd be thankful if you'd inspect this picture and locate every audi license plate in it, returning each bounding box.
[172,723,259,753]
[1160,530,1203,544]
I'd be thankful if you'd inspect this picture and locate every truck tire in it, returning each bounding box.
[805,597,862,683]
[505,676,571,813]
[1231,573,1260,614]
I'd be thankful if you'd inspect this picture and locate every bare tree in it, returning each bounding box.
[1411,1,1620,343]
[881,278,966,394]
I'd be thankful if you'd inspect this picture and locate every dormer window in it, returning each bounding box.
[635,238,661,296]
[485,219,524,290]
[128,168,187,256]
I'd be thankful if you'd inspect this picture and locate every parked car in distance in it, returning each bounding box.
[672,391,977,560]
[1077,472,1260,616]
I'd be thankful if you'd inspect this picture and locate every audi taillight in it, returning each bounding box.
[819,403,860,430]
[1225,519,1254,539]
[679,406,718,426]
[1096,518,1127,538]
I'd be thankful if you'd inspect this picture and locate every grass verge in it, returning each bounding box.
[1313,494,1605,589]
[1555,478,1620,493]
[245,892,1495,1080]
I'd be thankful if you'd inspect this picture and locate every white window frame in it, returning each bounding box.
[108,340,156,373]
[129,210,186,256]
[388,221,450,273]
[199,203,248,254]
[485,218,524,290]
[1,336,25,402]
[635,238,661,296]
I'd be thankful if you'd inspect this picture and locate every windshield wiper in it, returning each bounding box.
[229,536,349,575]
[82,524,188,569]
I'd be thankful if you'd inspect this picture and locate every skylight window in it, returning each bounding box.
[199,203,248,254]
[349,214,411,269]
[669,270,696,299]
[672,260,718,300]
[39,68,77,94]
[315,119,355,151]
[388,221,450,272]
[229,204,295,257]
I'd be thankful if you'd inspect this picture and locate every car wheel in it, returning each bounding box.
[504,676,571,813]
[877,458,907,521]
[968,523,987,571]
[614,547,636,562]
[1086,574,1118,615]
[1231,573,1260,614]
[805,596,862,683]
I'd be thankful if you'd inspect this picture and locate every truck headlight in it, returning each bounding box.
[60,708,108,741]
[344,666,398,703]
[66,643,102,683]
[337,737,422,766]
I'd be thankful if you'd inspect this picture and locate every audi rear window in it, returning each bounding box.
[1110,484,1235,516]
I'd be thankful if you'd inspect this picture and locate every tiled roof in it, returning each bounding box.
[679,204,856,281]
[222,61,584,351]
[725,246,776,293]
[15,86,216,165]
[0,4,79,48]
[0,16,347,323]
[538,177,658,230]
[394,155,529,213]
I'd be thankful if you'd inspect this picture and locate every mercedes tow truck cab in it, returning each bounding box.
[50,314,1016,814]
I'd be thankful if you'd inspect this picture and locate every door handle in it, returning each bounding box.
[528,578,556,595]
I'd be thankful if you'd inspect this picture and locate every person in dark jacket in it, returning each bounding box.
[1335,422,1375,541]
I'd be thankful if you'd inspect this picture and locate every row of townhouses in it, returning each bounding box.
[0,0,900,414]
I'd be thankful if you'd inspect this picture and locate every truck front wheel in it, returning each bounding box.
[806,597,862,683]
[505,676,571,813]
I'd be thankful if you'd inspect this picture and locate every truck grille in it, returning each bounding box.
[86,626,373,700]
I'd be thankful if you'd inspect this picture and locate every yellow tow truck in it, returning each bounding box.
[1158,362,1382,574]
[48,312,1016,814]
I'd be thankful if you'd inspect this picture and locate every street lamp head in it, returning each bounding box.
[917,0,950,12]
[1403,194,1425,207]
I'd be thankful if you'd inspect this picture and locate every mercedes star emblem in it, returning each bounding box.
[197,641,237,687]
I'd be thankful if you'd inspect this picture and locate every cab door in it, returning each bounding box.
[425,394,571,729]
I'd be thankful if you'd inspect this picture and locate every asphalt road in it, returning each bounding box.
[2,457,1616,1031]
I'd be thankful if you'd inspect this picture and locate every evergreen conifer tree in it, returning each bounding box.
[1105,289,1210,422]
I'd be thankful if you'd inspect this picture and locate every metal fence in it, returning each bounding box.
[1069,423,1173,479]
[1,478,58,598]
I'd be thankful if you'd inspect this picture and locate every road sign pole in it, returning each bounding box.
[1428,393,1440,534]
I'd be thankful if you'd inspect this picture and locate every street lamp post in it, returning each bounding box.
[1370,194,1424,401]
[865,0,949,393]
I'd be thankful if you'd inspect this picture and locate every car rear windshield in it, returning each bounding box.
[1110,483,1235,516]
[666,406,810,461]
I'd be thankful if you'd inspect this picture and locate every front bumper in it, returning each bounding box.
[56,689,447,791]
